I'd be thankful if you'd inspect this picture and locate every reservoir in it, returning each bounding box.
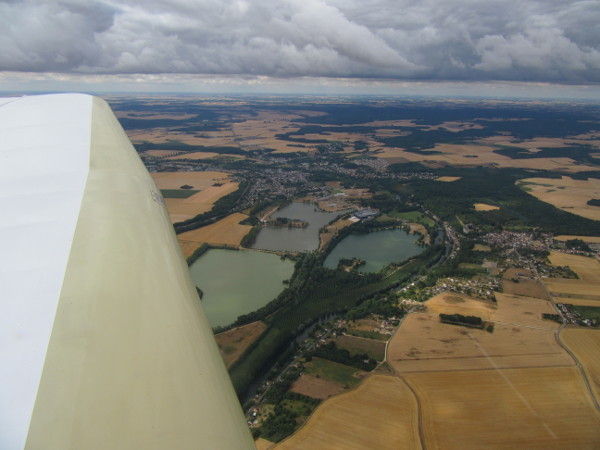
[252,202,341,252]
[189,249,294,327]
[323,228,423,273]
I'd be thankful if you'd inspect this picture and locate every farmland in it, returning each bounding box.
[473,203,500,211]
[303,357,365,389]
[276,375,421,450]
[214,321,267,368]
[289,374,345,400]
[387,313,571,373]
[333,335,386,361]
[177,212,252,256]
[422,292,497,319]
[151,171,238,223]
[105,95,600,448]
[403,367,600,449]
[502,268,549,299]
[151,171,231,190]
[554,235,600,243]
[518,176,600,221]
[548,251,600,282]
[560,328,600,403]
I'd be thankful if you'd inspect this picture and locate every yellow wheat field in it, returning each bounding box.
[151,171,231,190]
[387,314,572,373]
[554,235,600,243]
[177,213,251,248]
[403,366,600,449]
[436,176,462,182]
[474,203,500,211]
[548,251,600,282]
[423,292,498,320]
[560,328,600,404]
[165,182,239,223]
[492,293,558,329]
[543,252,600,299]
[275,375,421,450]
[519,176,600,220]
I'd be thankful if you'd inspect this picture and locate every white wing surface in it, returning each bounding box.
[0,94,254,449]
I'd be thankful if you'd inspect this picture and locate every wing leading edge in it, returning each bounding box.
[0,94,254,449]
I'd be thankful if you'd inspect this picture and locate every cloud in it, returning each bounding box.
[1,0,599,83]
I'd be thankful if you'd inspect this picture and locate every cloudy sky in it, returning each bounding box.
[1,0,599,97]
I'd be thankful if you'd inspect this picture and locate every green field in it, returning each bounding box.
[392,210,435,227]
[335,335,386,360]
[573,305,600,322]
[304,357,363,388]
[281,396,320,417]
[160,189,199,198]
[346,329,389,341]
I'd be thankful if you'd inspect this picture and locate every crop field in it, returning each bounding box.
[115,110,198,121]
[319,218,354,250]
[152,173,237,222]
[276,375,421,450]
[473,203,500,211]
[422,292,498,320]
[436,176,461,182]
[492,293,559,329]
[168,151,241,160]
[177,212,252,250]
[554,235,600,243]
[548,251,600,282]
[560,328,600,403]
[214,321,267,368]
[160,189,199,199]
[129,128,237,147]
[403,366,600,449]
[161,182,239,223]
[303,357,365,388]
[502,269,549,300]
[518,176,600,221]
[151,171,231,190]
[334,335,386,361]
[289,374,346,400]
[255,438,274,450]
[553,297,600,307]
[542,252,600,300]
[473,244,491,252]
[144,150,182,158]
[387,314,572,373]
[393,210,435,227]
[544,279,600,299]
[347,318,383,332]
[375,142,598,172]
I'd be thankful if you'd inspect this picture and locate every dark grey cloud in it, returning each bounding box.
[1,0,599,83]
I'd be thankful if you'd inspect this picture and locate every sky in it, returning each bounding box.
[1,0,599,98]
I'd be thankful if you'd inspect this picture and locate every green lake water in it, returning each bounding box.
[252,202,341,252]
[189,249,294,327]
[323,228,423,273]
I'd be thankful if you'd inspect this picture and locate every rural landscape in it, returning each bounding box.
[110,94,600,449]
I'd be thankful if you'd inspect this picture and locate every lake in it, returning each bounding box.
[189,249,294,327]
[323,228,423,273]
[252,202,342,252]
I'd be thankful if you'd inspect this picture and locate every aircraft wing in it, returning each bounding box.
[0,94,254,449]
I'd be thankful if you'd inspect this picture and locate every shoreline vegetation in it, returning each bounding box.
[186,194,441,399]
